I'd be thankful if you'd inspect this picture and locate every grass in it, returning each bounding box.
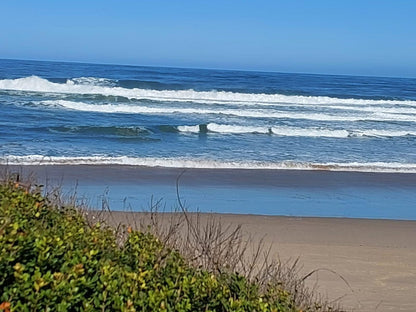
[0,172,344,311]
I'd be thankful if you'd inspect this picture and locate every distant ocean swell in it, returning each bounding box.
[2,155,416,173]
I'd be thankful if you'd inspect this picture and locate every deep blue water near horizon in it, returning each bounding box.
[1,58,416,219]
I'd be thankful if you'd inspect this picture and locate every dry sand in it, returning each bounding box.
[98,211,416,312]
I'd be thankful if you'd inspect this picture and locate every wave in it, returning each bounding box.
[39,100,416,122]
[67,77,117,87]
[178,123,269,134]
[1,76,416,107]
[326,105,416,115]
[33,123,416,138]
[3,155,416,173]
[48,125,151,136]
[177,123,416,137]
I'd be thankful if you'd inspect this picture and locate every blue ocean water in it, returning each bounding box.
[1,58,416,172]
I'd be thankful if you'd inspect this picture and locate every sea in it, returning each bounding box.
[1,58,416,171]
[1,59,416,219]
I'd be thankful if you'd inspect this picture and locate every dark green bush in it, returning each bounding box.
[0,182,297,311]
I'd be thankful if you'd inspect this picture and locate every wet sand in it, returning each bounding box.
[4,164,416,188]
[3,164,416,219]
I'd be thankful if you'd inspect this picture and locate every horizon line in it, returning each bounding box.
[1,57,415,80]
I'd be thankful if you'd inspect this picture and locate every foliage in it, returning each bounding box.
[0,182,299,311]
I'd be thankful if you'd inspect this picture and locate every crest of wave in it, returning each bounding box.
[1,76,416,106]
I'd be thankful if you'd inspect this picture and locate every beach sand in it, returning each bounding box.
[2,165,416,311]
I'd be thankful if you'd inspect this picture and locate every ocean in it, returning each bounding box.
[1,59,416,219]
[1,58,416,172]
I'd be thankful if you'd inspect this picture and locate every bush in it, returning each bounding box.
[0,182,298,311]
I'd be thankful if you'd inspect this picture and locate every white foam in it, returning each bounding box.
[175,123,416,138]
[3,155,416,173]
[177,125,201,132]
[355,129,416,137]
[39,100,416,123]
[207,123,270,134]
[326,105,416,115]
[178,123,348,137]
[1,76,416,107]
[271,127,349,137]
[67,77,117,87]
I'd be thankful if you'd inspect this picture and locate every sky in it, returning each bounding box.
[1,0,415,78]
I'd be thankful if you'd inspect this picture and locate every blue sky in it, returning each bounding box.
[1,0,415,77]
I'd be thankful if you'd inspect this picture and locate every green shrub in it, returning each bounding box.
[0,182,298,311]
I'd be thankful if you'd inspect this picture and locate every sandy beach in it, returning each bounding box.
[2,164,416,311]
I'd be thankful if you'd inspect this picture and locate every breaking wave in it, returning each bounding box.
[3,155,416,173]
[48,125,151,136]
[177,123,416,137]
[1,75,416,107]
[29,124,416,138]
[30,123,416,138]
[38,100,416,122]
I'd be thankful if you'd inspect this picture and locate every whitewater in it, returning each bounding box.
[1,75,416,107]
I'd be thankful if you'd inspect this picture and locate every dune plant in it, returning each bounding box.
[0,181,302,311]
[0,166,346,312]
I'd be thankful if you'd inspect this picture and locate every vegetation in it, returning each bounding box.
[0,179,340,311]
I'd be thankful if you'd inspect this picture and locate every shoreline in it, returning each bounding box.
[4,164,416,187]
